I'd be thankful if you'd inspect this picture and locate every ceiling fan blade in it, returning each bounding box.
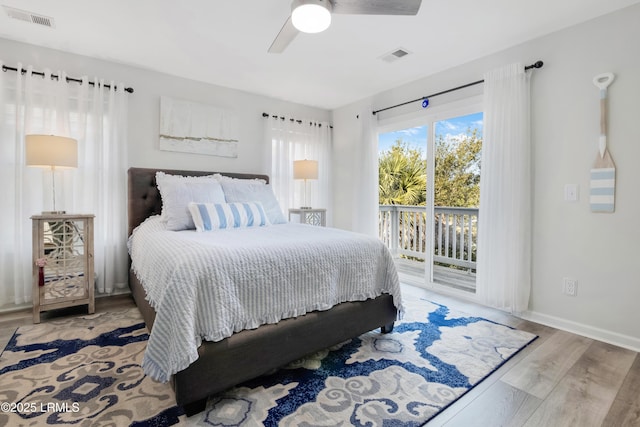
[331,0,422,15]
[268,16,299,53]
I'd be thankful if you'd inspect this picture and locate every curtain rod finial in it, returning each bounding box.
[526,61,544,70]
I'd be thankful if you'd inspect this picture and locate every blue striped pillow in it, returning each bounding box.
[188,202,270,231]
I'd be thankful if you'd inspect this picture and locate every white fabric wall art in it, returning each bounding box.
[159,96,239,157]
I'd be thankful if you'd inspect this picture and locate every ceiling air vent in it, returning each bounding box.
[3,5,55,28]
[380,48,411,63]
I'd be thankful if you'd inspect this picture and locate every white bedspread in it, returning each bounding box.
[128,216,403,382]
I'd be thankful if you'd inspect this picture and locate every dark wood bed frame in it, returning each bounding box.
[127,167,398,416]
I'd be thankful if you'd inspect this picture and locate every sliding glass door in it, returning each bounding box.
[377,99,482,294]
[431,112,482,292]
[378,126,428,289]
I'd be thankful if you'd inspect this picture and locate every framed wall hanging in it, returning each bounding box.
[159,96,239,158]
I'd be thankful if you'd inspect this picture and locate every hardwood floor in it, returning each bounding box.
[402,285,640,427]
[1,289,638,426]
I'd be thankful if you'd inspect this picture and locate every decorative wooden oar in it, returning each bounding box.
[590,72,616,213]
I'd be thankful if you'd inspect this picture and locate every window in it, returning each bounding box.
[377,97,482,295]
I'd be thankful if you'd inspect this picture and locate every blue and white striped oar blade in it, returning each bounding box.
[590,167,615,212]
[591,73,615,213]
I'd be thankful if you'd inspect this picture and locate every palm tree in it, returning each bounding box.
[378,140,426,205]
[378,141,427,257]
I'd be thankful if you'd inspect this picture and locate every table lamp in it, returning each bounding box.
[26,134,78,214]
[293,159,318,209]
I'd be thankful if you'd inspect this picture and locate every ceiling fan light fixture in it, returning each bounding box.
[291,0,332,34]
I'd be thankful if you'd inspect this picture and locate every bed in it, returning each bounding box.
[127,167,401,416]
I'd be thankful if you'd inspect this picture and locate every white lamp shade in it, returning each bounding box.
[26,135,78,168]
[293,159,318,180]
[291,0,332,33]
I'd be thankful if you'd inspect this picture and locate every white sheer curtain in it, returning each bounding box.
[350,105,379,237]
[266,117,332,223]
[0,61,129,307]
[476,63,532,314]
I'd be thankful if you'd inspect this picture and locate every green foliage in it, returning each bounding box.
[434,129,482,208]
[378,141,426,205]
[378,130,481,208]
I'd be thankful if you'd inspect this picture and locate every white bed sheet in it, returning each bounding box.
[128,216,402,382]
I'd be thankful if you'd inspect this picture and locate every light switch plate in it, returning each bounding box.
[564,184,578,202]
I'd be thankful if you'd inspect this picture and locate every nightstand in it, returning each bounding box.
[31,213,95,323]
[288,208,326,226]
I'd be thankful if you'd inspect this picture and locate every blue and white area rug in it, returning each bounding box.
[0,309,182,426]
[0,297,536,426]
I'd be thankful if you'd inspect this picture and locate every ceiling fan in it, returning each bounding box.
[268,0,422,53]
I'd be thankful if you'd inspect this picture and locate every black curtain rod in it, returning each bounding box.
[372,60,543,116]
[2,65,134,93]
[262,112,333,129]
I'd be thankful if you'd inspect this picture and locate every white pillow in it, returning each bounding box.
[218,178,286,224]
[156,172,226,231]
[213,173,267,185]
[189,202,270,231]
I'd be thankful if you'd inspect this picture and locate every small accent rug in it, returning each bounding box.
[0,298,536,426]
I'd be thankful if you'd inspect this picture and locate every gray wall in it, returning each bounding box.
[0,38,330,175]
[332,4,640,349]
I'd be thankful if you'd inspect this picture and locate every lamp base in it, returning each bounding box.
[42,210,66,215]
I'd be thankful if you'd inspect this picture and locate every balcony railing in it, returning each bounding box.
[379,205,478,272]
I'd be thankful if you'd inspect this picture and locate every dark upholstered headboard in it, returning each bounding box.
[127,167,270,236]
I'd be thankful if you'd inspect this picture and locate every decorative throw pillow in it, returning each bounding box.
[188,202,270,231]
[155,172,225,231]
[217,177,287,224]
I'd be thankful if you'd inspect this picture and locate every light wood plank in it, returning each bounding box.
[442,380,542,427]
[611,354,640,405]
[603,400,640,427]
[0,308,32,330]
[501,330,592,399]
[523,341,637,427]
[602,354,640,426]
[512,318,556,341]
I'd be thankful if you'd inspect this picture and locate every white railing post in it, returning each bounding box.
[390,206,399,256]
[379,205,478,271]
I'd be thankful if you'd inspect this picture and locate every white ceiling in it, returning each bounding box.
[1,0,638,110]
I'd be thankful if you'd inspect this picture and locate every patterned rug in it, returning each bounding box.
[0,297,536,426]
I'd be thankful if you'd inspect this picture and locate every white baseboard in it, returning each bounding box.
[521,310,640,353]
[0,302,30,315]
